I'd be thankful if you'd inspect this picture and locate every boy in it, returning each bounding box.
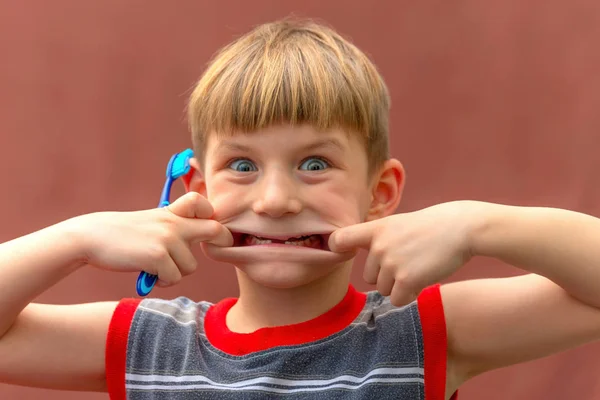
[1,18,600,400]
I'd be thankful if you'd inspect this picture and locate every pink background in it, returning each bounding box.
[1,1,599,399]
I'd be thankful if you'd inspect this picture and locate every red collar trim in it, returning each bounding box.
[204,285,367,356]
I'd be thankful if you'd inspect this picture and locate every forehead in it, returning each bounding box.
[205,125,366,157]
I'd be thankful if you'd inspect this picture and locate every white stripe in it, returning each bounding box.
[144,298,202,311]
[126,367,423,388]
[127,377,424,393]
[137,305,197,326]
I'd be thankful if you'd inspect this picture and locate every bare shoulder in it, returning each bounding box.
[0,301,119,391]
[440,274,600,393]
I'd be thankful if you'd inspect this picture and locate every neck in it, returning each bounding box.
[226,264,352,333]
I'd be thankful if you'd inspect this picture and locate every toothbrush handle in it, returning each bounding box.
[136,197,173,296]
[136,271,158,297]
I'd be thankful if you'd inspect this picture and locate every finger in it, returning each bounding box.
[148,251,182,287]
[376,263,396,297]
[167,192,214,219]
[363,250,380,285]
[207,222,234,247]
[168,240,198,277]
[328,220,379,253]
[180,219,234,247]
[389,280,417,307]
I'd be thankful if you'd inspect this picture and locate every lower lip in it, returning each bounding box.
[243,243,322,249]
[202,243,353,265]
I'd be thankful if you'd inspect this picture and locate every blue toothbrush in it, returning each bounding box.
[136,148,195,297]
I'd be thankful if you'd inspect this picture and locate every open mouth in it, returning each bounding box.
[232,232,331,251]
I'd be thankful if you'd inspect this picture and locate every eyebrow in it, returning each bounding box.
[214,138,346,154]
[214,141,253,153]
[301,138,346,153]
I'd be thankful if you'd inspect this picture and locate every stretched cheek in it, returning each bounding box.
[335,186,372,224]
[321,195,363,225]
[205,183,236,220]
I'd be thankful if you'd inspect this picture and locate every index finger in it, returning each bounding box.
[328,220,378,253]
[182,219,234,247]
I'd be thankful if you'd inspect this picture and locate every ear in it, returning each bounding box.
[365,158,405,221]
[182,158,207,196]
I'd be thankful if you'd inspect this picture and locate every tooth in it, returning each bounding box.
[248,235,272,245]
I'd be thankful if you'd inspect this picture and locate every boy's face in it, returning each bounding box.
[189,124,403,289]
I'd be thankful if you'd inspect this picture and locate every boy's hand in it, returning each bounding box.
[328,201,476,306]
[66,192,233,287]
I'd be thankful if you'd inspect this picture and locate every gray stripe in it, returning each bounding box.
[127,378,425,394]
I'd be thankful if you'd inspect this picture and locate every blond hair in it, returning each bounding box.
[187,18,391,173]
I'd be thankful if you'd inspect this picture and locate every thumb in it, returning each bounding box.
[328,221,378,253]
[166,192,214,219]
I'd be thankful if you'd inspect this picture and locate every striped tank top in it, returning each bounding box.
[106,285,455,400]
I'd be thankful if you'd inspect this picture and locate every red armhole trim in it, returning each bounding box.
[417,284,458,400]
[106,298,141,400]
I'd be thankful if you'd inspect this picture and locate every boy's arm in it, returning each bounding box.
[444,205,600,391]
[0,192,233,391]
[0,222,115,391]
[0,192,230,391]
[0,302,116,391]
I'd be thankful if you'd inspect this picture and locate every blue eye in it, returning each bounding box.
[229,159,257,172]
[299,157,329,171]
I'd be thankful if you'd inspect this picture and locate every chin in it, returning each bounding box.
[234,261,340,289]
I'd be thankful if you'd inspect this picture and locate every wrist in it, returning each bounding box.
[463,201,510,259]
[52,216,93,269]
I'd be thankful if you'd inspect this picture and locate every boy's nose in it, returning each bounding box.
[252,171,302,218]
